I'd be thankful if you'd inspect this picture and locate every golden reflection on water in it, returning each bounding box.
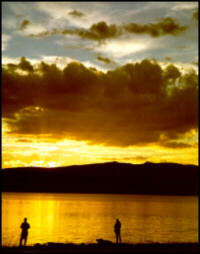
[2,193,198,246]
[2,196,58,246]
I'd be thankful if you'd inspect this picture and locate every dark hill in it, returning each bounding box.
[1,162,198,195]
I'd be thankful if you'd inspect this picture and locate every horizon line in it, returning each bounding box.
[2,160,198,170]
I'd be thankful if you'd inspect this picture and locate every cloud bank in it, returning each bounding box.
[123,17,187,37]
[2,58,198,148]
[27,17,188,40]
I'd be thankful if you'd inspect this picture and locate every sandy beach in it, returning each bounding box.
[2,242,199,253]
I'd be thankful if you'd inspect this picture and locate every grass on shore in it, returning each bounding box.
[1,242,199,253]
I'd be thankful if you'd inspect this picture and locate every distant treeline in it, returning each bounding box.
[1,162,198,195]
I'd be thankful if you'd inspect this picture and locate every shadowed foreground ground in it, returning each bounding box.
[1,242,199,253]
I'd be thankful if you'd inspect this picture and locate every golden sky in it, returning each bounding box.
[2,2,198,168]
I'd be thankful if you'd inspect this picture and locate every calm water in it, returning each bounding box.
[2,192,198,246]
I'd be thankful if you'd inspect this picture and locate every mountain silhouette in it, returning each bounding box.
[1,162,198,195]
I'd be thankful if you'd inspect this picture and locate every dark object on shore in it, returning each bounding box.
[2,161,198,195]
[1,242,198,253]
[96,238,113,245]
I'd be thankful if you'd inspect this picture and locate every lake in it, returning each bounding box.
[2,192,198,246]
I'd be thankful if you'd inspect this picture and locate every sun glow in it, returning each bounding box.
[46,161,58,168]
[2,125,198,169]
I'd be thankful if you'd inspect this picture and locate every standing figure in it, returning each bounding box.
[19,218,30,246]
[114,218,121,243]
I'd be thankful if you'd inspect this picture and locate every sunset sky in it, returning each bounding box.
[2,1,198,168]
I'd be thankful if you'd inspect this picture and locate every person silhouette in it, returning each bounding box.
[19,218,30,247]
[114,218,121,243]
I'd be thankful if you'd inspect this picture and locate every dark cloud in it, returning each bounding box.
[18,56,34,72]
[96,55,116,65]
[2,58,198,148]
[101,156,150,161]
[7,63,18,70]
[28,17,187,40]
[68,9,85,17]
[6,57,33,72]
[163,64,181,84]
[193,8,198,21]
[165,57,172,61]
[15,138,33,143]
[192,61,198,66]
[89,21,121,39]
[29,21,122,40]
[99,155,150,162]
[63,21,122,40]
[123,17,188,37]
[20,19,30,30]
[174,45,190,49]
[158,140,195,149]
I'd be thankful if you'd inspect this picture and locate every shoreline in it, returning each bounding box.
[2,242,199,253]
